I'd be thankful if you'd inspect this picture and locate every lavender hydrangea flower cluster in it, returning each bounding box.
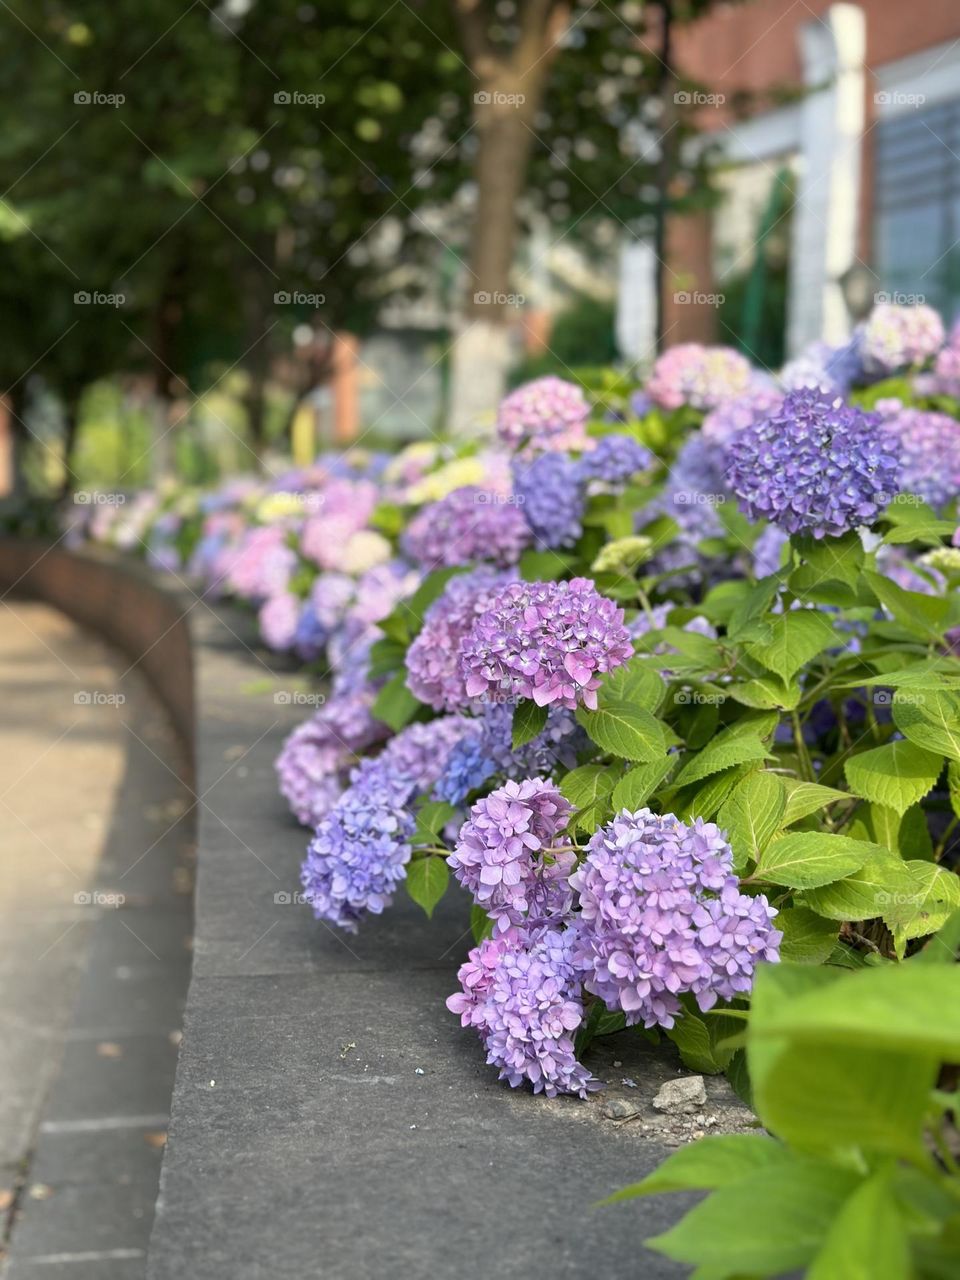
[497,376,590,454]
[779,339,863,395]
[226,525,297,601]
[570,809,781,1029]
[701,385,784,446]
[300,716,472,930]
[275,657,387,827]
[511,453,584,549]
[258,592,301,651]
[434,703,585,806]
[859,303,944,376]
[647,344,752,412]
[881,408,960,510]
[460,578,633,710]
[725,388,902,537]
[402,487,531,569]
[575,434,653,485]
[448,779,574,929]
[405,568,514,711]
[446,925,597,1098]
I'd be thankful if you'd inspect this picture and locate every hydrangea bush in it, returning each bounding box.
[71,302,960,1134]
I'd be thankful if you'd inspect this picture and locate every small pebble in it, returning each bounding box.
[652,1076,707,1115]
[602,1097,640,1121]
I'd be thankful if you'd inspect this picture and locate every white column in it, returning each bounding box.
[786,3,866,354]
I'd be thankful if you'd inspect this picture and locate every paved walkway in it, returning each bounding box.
[0,603,193,1280]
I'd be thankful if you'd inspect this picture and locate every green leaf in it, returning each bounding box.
[893,689,960,762]
[518,549,575,581]
[845,740,943,816]
[367,636,408,679]
[667,1012,728,1074]
[758,832,875,889]
[512,700,548,749]
[802,849,918,922]
[611,758,675,811]
[726,574,782,643]
[790,531,864,593]
[781,779,852,826]
[646,1161,859,1273]
[807,1169,910,1280]
[777,907,840,964]
[560,764,616,834]
[372,671,420,731]
[403,566,463,627]
[602,1134,790,1203]
[911,908,960,965]
[470,904,493,944]
[575,702,667,762]
[868,803,901,852]
[404,857,449,918]
[597,659,664,711]
[411,800,456,846]
[672,723,771,787]
[718,771,785,870]
[746,609,838,683]
[728,676,801,710]
[886,862,960,949]
[864,569,949,641]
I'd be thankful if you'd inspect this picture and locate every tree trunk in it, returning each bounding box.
[448,2,567,434]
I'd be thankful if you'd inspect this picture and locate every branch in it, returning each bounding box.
[452,0,495,70]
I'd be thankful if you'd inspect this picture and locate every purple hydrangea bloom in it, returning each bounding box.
[511,453,584,549]
[448,779,574,929]
[570,808,781,1029]
[446,924,597,1098]
[402,487,531,570]
[629,390,652,418]
[293,601,328,661]
[659,431,730,542]
[497,376,590,454]
[300,716,473,930]
[258,592,301,651]
[275,659,387,828]
[860,304,944,376]
[752,524,790,579]
[725,388,902,538]
[227,525,297,602]
[780,340,863,395]
[406,568,514,712]
[702,385,784,447]
[881,408,960,510]
[575,434,653,485]
[647,344,752,412]
[933,328,960,397]
[433,703,586,805]
[460,578,634,711]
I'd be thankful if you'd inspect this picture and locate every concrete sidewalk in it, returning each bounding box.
[0,603,193,1279]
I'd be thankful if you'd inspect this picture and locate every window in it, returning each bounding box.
[874,98,960,321]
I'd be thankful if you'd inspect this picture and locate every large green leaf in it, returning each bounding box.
[886,862,960,950]
[610,758,675,812]
[672,721,772,787]
[597,659,664,711]
[718,771,785,870]
[405,857,449,918]
[575,702,667,762]
[602,1134,791,1203]
[802,849,917,921]
[512,700,548,749]
[864,569,950,641]
[646,1162,859,1272]
[777,907,840,964]
[758,833,875,889]
[807,1170,910,1280]
[746,610,838,682]
[893,689,960,763]
[372,671,421,731]
[781,779,852,826]
[844,740,943,816]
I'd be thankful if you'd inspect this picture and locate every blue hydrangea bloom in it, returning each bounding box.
[511,453,585,549]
